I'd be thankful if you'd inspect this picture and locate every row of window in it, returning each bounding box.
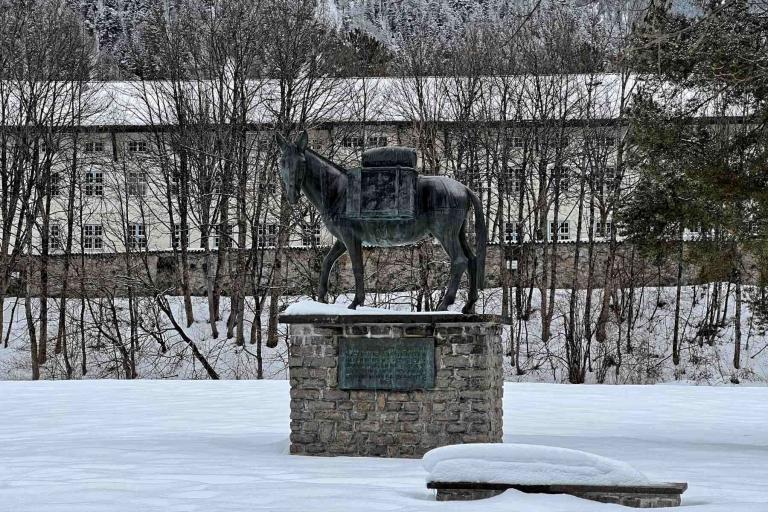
[503,221,614,243]
[52,218,667,249]
[81,137,277,155]
[463,166,619,195]
[82,140,147,153]
[51,167,617,200]
[35,131,619,158]
[54,221,609,249]
[54,220,613,250]
[47,223,321,251]
[51,171,182,197]
[60,137,276,156]
[341,136,389,148]
[339,134,616,152]
[508,135,616,150]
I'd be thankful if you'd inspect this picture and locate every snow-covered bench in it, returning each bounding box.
[423,444,687,508]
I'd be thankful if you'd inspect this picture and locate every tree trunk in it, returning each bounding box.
[267,197,292,348]
[733,274,742,370]
[672,235,684,367]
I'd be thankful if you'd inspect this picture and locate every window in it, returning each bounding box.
[301,224,321,247]
[550,221,570,241]
[257,223,278,248]
[171,225,190,249]
[510,136,525,149]
[596,136,616,148]
[596,221,613,238]
[504,222,518,244]
[127,140,148,153]
[342,136,365,148]
[83,224,103,251]
[213,224,234,249]
[127,223,147,250]
[686,224,706,239]
[553,166,570,191]
[172,224,181,249]
[85,170,103,196]
[170,170,180,196]
[48,172,61,196]
[84,141,104,153]
[368,136,388,147]
[49,224,62,250]
[255,135,272,151]
[504,168,523,194]
[127,172,147,196]
[464,167,484,195]
[604,166,617,182]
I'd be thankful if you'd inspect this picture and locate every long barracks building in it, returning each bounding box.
[1,74,743,265]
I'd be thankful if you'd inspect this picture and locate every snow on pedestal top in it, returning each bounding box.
[422,443,651,486]
[283,300,462,316]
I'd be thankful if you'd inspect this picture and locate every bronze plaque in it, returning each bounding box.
[338,337,435,390]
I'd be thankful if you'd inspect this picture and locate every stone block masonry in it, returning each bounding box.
[280,313,504,458]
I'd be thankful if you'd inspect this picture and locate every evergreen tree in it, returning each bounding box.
[622,0,768,372]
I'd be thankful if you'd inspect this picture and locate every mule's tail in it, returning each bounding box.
[467,188,487,289]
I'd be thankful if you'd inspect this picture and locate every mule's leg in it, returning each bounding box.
[346,237,365,309]
[436,233,468,311]
[459,223,478,314]
[318,240,347,303]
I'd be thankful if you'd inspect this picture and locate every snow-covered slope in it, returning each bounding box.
[0,381,766,511]
[1,284,767,383]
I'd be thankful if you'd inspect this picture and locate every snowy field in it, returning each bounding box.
[1,381,767,512]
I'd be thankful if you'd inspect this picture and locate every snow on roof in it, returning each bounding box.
[422,443,651,486]
[0,74,749,128]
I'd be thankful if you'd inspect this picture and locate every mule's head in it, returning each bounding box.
[275,130,309,205]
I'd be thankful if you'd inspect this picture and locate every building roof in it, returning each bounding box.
[0,74,750,129]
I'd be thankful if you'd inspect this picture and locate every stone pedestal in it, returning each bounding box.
[279,312,504,458]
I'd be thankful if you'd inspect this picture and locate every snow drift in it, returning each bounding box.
[422,443,651,486]
[283,300,462,316]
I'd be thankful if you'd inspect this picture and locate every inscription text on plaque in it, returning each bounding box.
[338,337,435,390]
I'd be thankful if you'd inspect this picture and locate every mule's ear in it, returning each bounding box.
[274,131,289,151]
[296,130,309,151]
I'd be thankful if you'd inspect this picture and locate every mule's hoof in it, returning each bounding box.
[461,304,475,314]
[436,302,449,311]
[348,303,358,310]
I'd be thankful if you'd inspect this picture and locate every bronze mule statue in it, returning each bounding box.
[276,131,486,313]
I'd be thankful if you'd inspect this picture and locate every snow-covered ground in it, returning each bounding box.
[1,381,766,511]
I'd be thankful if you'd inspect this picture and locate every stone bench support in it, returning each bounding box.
[427,481,688,508]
